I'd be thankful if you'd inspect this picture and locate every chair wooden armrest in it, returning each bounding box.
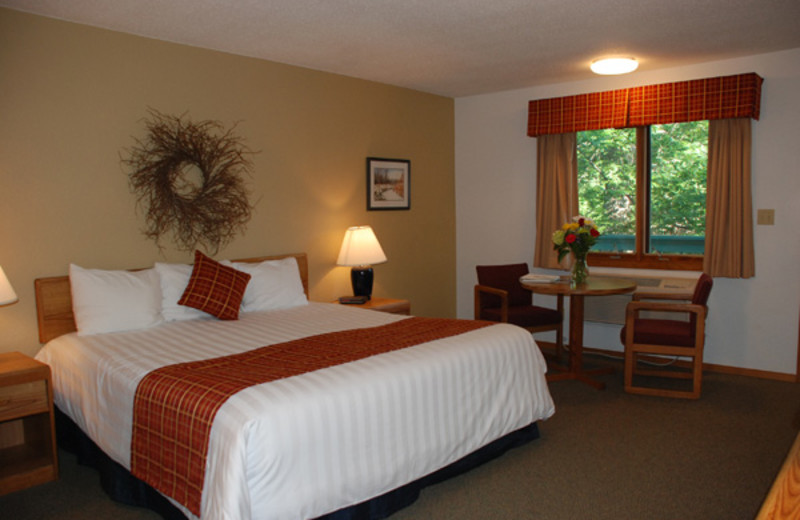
[625,301,707,352]
[626,300,706,317]
[474,284,509,321]
[625,302,708,343]
[632,291,693,301]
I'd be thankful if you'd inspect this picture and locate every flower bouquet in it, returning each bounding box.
[552,216,600,286]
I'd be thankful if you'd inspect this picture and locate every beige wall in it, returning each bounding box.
[0,9,456,357]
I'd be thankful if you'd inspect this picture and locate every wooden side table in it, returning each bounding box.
[335,297,411,315]
[0,352,58,495]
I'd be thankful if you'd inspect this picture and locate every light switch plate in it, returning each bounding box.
[757,209,775,225]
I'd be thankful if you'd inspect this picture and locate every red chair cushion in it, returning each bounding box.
[621,318,696,348]
[482,305,562,328]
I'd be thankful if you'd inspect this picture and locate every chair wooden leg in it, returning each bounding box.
[624,349,635,392]
[625,349,702,399]
[691,354,703,399]
[555,325,564,363]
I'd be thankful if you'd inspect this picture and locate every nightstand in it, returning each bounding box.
[337,297,411,315]
[0,352,58,495]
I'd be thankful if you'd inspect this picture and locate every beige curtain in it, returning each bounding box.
[534,133,579,269]
[704,118,755,278]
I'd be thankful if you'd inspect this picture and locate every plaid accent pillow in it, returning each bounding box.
[178,251,251,320]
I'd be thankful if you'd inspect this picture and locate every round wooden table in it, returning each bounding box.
[521,276,637,389]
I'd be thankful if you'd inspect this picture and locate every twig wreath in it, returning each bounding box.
[122,109,254,254]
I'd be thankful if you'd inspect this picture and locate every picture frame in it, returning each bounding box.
[367,157,410,210]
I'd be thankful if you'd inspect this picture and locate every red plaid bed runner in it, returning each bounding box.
[130,316,493,515]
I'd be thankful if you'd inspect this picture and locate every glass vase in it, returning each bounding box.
[571,252,588,287]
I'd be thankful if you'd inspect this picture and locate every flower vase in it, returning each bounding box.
[571,253,588,287]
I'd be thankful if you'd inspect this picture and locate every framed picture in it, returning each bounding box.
[367,157,410,210]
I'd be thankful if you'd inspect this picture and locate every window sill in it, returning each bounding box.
[588,252,703,271]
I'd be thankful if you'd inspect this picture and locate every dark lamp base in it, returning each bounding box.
[351,266,374,300]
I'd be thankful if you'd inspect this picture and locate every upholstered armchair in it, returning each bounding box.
[620,273,713,399]
[475,263,563,353]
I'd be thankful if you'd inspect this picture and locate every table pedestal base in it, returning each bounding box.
[522,276,636,392]
[545,292,614,390]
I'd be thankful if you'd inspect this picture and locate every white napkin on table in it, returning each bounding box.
[519,273,560,283]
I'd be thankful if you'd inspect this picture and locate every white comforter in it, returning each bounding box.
[35,302,555,520]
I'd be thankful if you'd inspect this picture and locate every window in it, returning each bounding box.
[576,121,708,270]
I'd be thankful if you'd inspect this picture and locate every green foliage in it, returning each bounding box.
[577,121,708,243]
[577,127,637,235]
[649,122,708,236]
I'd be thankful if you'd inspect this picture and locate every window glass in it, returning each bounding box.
[576,127,637,253]
[649,121,708,254]
[576,121,708,259]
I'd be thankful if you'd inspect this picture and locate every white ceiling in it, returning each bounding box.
[3,0,800,97]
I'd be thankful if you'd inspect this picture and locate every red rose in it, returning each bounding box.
[578,218,585,226]
[565,234,577,244]
[590,228,600,237]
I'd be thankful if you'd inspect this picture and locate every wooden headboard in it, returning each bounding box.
[34,253,309,344]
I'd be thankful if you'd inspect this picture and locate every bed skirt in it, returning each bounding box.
[55,407,540,519]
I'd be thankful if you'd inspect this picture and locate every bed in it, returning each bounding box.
[33,252,555,520]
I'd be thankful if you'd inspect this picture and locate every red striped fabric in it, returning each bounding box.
[527,72,762,136]
[130,316,494,515]
[178,250,250,320]
[527,89,629,137]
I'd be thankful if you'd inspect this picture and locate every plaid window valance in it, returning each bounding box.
[527,72,763,137]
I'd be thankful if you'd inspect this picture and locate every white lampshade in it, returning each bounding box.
[0,266,18,306]
[337,226,387,267]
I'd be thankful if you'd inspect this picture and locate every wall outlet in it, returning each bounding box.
[757,209,775,225]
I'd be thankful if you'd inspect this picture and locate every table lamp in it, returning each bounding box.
[0,266,18,307]
[337,226,387,300]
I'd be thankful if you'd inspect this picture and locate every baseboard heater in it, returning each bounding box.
[584,274,698,325]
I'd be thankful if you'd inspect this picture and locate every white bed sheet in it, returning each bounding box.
[35,302,555,520]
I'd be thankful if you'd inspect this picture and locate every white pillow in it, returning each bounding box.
[69,264,163,336]
[154,262,209,322]
[226,257,308,312]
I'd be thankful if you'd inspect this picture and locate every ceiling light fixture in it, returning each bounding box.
[590,57,639,75]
